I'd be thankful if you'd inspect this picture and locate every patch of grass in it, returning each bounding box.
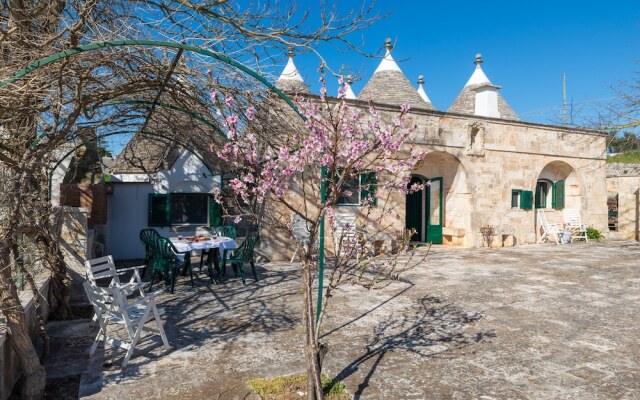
[606,151,640,164]
[247,373,349,400]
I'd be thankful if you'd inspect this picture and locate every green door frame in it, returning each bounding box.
[426,177,443,244]
[406,175,443,244]
[405,175,425,242]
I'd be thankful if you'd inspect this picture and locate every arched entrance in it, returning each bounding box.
[407,152,470,245]
[405,175,442,243]
[534,160,584,239]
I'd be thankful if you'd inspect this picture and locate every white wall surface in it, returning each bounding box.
[474,87,500,118]
[106,183,154,259]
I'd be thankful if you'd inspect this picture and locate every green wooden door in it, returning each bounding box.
[426,177,443,244]
[405,176,424,242]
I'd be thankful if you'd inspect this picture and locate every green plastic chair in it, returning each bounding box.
[221,232,259,285]
[140,228,161,277]
[149,237,193,293]
[202,225,238,272]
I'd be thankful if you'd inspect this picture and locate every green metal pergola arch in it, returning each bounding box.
[50,129,218,176]
[3,39,327,324]
[0,39,303,120]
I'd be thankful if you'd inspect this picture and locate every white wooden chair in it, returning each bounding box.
[83,281,170,367]
[333,213,362,260]
[85,255,148,297]
[290,213,311,263]
[563,209,588,242]
[537,210,561,245]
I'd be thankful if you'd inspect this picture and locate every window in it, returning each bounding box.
[535,180,551,208]
[170,193,209,225]
[148,193,221,227]
[511,190,521,208]
[535,179,565,210]
[337,174,360,205]
[335,169,377,206]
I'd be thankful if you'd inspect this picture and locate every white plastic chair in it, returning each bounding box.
[83,282,170,367]
[537,210,561,245]
[563,209,588,242]
[333,213,362,260]
[85,255,147,297]
[290,214,311,263]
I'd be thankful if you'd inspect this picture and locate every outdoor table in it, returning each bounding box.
[170,236,237,282]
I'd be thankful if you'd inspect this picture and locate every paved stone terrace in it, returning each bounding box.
[49,241,640,399]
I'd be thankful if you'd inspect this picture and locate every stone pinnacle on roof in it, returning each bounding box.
[448,53,519,120]
[342,75,357,99]
[358,38,433,109]
[275,46,310,94]
[416,75,433,105]
[465,53,492,87]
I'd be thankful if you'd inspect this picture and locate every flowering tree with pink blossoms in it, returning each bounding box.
[210,70,428,399]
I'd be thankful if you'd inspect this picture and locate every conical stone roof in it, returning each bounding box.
[275,48,310,94]
[343,76,357,100]
[417,75,432,105]
[358,39,433,109]
[448,54,518,120]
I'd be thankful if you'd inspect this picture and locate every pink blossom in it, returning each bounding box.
[226,115,239,126]
[245,106,255,121]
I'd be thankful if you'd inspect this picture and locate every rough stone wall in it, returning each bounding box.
[606,163,640,177]
[606,175,639,240]
[403,111,607,247]
[259,98,608,258]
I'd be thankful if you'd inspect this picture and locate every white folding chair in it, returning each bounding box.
[290,214,311,263]
[563,209,588,242]
[85,255,148,297]
[83,282,170,367]
[537,210,561,245]
[333,213,362,260]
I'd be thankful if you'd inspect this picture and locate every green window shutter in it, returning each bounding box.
[554,180,565,209]
[551,182,557,209]
[520,190,533,210]
[360,172,377,206]
[148,194,170,227]
[208,195,222,227]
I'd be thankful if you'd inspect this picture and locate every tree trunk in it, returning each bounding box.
[303,260,324,400]
[42,238,72,320]
[0,255,46,400]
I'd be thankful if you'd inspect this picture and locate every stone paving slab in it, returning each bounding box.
[57,241,640,399]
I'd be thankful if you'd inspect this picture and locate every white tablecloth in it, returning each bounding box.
[170,237,237,254]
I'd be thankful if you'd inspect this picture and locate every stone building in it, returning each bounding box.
[269,38,608,255]
[606,163,640,240]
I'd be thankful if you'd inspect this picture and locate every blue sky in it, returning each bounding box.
[278,1,640,125]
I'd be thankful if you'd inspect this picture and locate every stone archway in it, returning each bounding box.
[534,160,584,240]
[409,151,471,246]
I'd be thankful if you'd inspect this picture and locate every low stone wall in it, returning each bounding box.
[0,275,50,400]
[606,175,639,240]
[606,163,640,177]
[0,207,89,398]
